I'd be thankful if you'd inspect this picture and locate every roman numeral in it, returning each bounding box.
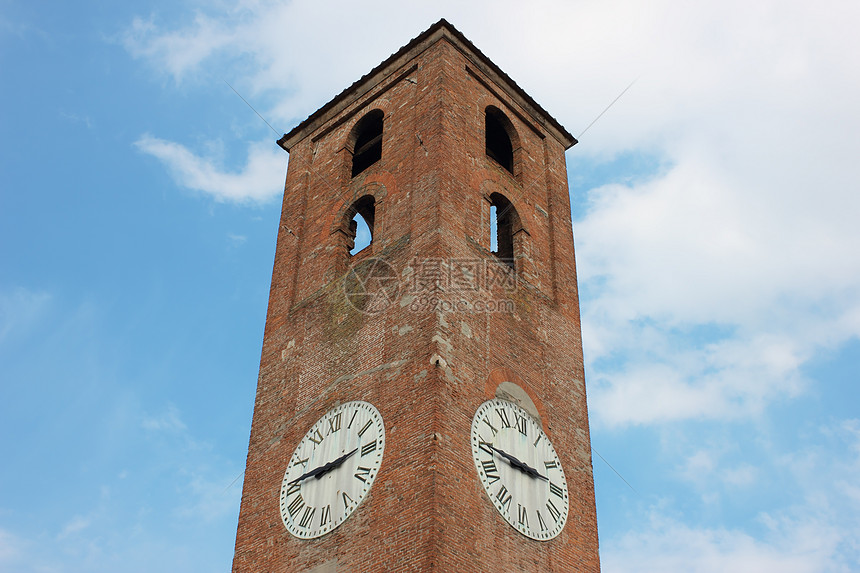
[545,460,558,471]
[308,429,324,448]
[361,440,377,457]
[342,491,355,508]
[536,509,547,531]
[534,434,542,447]
[319,504,331,527]
[357,419,373,438]
[347,409,358,429]
[495,485,512,512]
[517,504,529,528]
[496,408,511,429]
[546,499,561,522]
[354,466,372,483]
[327,413,342,435]
[292,457,309,469]
[284,481,301,498]
[482,417,499,436]
[514,413,527,436]
[478,440,494,456]
[287,494,305,519]
[299,505,316,528]
[549,482,564,498]
[481,459,500,484]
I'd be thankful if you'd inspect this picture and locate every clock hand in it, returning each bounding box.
[314,447,358,480]
[289,448,358,484]
[492,446,528,475]
[490,445,548,481]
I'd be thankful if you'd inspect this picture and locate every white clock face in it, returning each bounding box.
[280,401,385,539]
[471,398,569,540]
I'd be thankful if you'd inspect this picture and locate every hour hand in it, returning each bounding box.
[289,448,358,484]
[490,445,548,481]
[314,447,358,480]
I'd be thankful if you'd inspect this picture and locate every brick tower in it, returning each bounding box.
[232,19,600,572]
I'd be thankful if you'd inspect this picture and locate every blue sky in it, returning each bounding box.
[2,1,859,571]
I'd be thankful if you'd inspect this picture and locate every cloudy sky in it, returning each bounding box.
[2,0,859,571]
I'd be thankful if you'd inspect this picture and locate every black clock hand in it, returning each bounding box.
[490,445,548,481]
[289,448,358,484]
[314,447,358,480]
[491,446,527,474]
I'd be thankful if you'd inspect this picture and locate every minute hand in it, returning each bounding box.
[490,445,548,481]
[289,448,358,485]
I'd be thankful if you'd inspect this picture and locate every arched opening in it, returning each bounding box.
[489,193,517,269]
[346,195,375,255]
[351,110,384,177]
[485,106,515,174]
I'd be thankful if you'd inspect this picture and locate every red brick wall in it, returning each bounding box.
[232,31,599,572]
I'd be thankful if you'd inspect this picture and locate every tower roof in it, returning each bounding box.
[278,18,576,151]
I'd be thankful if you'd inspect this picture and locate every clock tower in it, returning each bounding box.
[232,19,600,572]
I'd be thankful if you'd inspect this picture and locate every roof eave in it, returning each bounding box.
[278,19,576,152]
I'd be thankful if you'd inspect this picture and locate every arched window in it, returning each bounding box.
[351,110,384,177]
[346,195,375,255]
[489,192,518,269]
[485,106,515,174]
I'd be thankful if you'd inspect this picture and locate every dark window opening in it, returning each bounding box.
[485,107,514,174]
[347,195,375,255]
[490,193,515,269]
[351,110,384,177]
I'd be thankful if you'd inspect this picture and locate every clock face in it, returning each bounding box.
[471,398,569,541]
[280,401,385,539]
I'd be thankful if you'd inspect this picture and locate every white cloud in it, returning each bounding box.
[569,0,860,426]
[588,328,811,427]
[122,14,236,82]
[135,135,284,203]
[121,1,452,121]
[722,464,758,488]
[605,419,860,572]
[677,447,759,493]
[58,516,92,540]
[680,449,717,482]
[603,512,847,573]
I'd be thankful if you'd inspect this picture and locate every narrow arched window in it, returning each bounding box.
[346,195,375,255]
[489,193,517,269]
[351,110,384,177]
[485,106,514,174]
